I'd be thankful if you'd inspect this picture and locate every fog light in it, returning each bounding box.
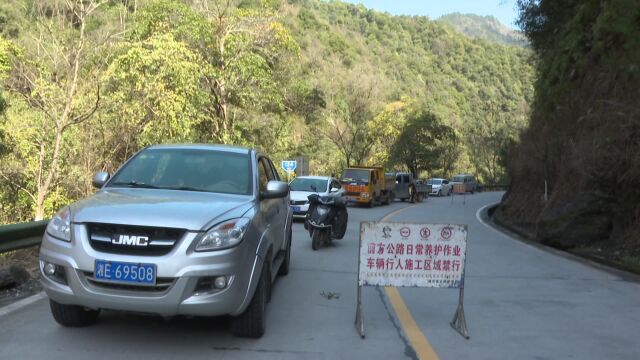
[44,262,56,276]
[214,276,227,289]
[194,275,232,296]
[41,261,67,285]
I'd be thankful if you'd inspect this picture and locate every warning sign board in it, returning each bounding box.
[358,222,467,288]
[355,221,470,339]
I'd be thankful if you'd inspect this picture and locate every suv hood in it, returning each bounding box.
[71,188,254,231]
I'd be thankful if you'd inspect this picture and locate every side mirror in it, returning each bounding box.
[330,187,339,193]
[92,172,110,189]
[261,180,289,199]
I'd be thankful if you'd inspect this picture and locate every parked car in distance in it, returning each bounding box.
[427,178,452,196]
[393,173,431,202]
[39,144,292,338]
[451,173,477,194]
[289,176,344,218]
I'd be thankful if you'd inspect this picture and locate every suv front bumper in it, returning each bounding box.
[39,225,263,317]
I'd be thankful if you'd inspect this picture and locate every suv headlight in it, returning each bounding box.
[196,218,250,251]
[46,207,71,242]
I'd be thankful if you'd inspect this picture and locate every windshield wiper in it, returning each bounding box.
[165,186,210,193]
[110,181,160,189]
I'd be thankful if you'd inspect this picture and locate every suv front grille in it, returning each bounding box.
[290,200,307,205]
[87,223,185,256]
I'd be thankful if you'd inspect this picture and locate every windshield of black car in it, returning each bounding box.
[427,179,442,185]
[342,169,370,184]
[107,148,252,195]
[289,178,328,192]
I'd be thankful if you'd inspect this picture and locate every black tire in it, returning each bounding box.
[367,199,374,208]
[311,229,321,250]
[400,198,406,202]
[231,266,267,338]
[49,299,99,327]
[278,226,291,276]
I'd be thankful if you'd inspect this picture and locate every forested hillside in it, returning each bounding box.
[0,0,534,222]
[438,13,527,47]
[497,0,640,261]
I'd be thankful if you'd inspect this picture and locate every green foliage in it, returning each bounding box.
[438,13,527,47]
[390,110,458,177]
[504,0,640,253]
[0,0,535,222]
[103,33,207,145]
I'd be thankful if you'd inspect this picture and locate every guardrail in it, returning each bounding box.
[0,221,48,254]
[478,184,509,192]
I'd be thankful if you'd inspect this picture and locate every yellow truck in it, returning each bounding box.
[341,166,395,207]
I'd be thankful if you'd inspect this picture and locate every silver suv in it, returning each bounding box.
[39,144,292,338]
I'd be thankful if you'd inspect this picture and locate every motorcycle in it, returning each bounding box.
[304,193,348,250]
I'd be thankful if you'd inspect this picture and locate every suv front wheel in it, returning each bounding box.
[230,265,267,338]
[49,299,100,327]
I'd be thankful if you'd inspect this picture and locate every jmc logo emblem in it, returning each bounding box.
[112,235,149,246]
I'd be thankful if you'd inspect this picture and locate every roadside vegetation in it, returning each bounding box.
[0,0,534,223]
[497,0,640,261]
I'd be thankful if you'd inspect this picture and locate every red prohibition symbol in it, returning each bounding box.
[400,227,411,238]
[441,227,453,240]
[420,227,431,239]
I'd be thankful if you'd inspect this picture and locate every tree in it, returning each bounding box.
[366,96,415,166]
[466,101,526,183]
[102,33,208,146]
[1,0,104,220]
[390,110,457,177]
[192,0,299,142]
[321,64,381,167]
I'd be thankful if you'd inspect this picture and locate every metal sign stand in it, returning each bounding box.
[355,234,365,338]
[450,286,470,339]
[355,284,365,338]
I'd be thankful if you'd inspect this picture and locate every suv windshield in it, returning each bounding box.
[427,179,442,185]
[289,178,327,192]
[342,169,370,184]
[108,148,252,195]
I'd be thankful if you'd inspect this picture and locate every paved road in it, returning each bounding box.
[1,192,639,359]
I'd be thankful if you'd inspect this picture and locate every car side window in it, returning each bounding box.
[403,175,410,183]
[334,181,341,189]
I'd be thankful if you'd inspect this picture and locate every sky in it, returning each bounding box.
[340,0,520,29]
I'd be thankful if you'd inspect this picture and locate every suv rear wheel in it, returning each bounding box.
[231,265,267,338]
[49,299,99,327]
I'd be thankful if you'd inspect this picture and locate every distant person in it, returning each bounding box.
[409,184,416,203]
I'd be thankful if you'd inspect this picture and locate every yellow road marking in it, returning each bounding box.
[385,287,440,360]
[380,204,440,360]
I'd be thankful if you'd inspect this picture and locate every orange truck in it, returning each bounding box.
[341,166,395,207]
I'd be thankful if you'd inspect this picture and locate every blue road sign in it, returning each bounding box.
[281,160,297,172]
